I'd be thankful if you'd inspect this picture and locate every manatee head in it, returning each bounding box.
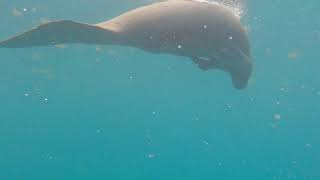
[229,52,252,89]
[223,20,252,90]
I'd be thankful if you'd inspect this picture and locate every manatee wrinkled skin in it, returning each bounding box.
[0,0,252,89]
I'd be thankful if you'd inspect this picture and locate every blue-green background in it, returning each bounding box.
[0,0,319,179]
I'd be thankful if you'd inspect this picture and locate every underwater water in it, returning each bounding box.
[0,0,319,179]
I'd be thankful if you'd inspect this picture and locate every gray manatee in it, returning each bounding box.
[0,0,252,89]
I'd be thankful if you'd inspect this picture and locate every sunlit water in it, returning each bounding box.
[0,0,319,179]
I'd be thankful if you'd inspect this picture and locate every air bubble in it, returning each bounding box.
[203,140,209,145]
[291,161,297,165]
[224,104,232,112]
[280,87,287,92]
[288,51,298,59]
[12,8,23,16]
[265,48,272,54]
[274,114,281,120]
[305,143,311,148]
[147,153,157,159]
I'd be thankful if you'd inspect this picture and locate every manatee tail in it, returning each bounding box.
[0,20,119,48]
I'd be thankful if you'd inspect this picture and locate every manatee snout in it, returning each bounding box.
[229,57,252,90]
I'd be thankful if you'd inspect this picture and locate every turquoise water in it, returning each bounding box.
[0,0,319,179]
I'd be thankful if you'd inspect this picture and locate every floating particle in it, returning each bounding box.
[313,30,320,40]
[228,36,233,40]
[203,140,209,145]
[224,104,232,112]
[23,8,27,12]
[265,48,272,54]
[129,75,134,80]
[95,58,101,64]
[44,98,48,101]
[291,161,297,165]
[96,46,103,52]
[149,36,153,39]
[203,25,207,29]
[276,101,280,105]
[12,8,23,16]
[54,44,65,48]
[280,87,287,92]
[48,155,56,160]
[152,111,156,115]
[305,143,311,148]
[288,106,295,112]
[96,129,101,134]
[273,114,281,120]
[177,45,182,49]
[147,153,157,159]
[226,104,232,109]
[25,93,29,97]
[32,8,37,13]
[288,52,298,59]
[146,135,152,145]
[32,52,41,60]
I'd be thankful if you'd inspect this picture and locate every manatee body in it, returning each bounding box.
[0,0,252,89]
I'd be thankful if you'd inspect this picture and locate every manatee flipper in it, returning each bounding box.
[0,20,119,48]
[192,57,218,71]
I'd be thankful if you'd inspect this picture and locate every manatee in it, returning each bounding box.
[0,0,252,89]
